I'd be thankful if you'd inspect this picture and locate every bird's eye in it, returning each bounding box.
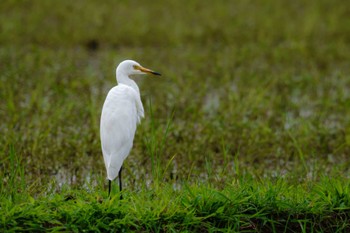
[133,65,142,71]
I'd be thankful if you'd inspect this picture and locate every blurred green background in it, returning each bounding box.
[1,0,350,191]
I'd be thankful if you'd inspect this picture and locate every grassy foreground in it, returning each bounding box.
[2,149,350,232]
[2,175,350,232]
[1,0,350,231]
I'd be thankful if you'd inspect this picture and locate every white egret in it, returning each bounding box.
[100,60,161,198]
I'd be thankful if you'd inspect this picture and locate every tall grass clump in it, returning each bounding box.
[1,144,26,200]
[142,100,175,190]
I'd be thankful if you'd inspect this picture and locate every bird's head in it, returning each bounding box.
[117,60,161,77]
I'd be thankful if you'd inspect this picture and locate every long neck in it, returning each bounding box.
[116,70,140,94]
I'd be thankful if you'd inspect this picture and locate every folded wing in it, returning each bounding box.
[100,84,142,181]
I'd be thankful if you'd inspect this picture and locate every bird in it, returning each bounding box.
[100,60,161,199]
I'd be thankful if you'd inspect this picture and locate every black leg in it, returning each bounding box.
[108,180,111,197]
[119,166,123,200]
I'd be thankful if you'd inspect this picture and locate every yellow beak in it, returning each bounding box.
[134,65,161,76]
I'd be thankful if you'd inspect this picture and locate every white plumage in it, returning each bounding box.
[100,60,161,195]
[101,84,143,180]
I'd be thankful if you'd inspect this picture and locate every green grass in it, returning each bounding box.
[2,160,350,232]
[1,0,350,231]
